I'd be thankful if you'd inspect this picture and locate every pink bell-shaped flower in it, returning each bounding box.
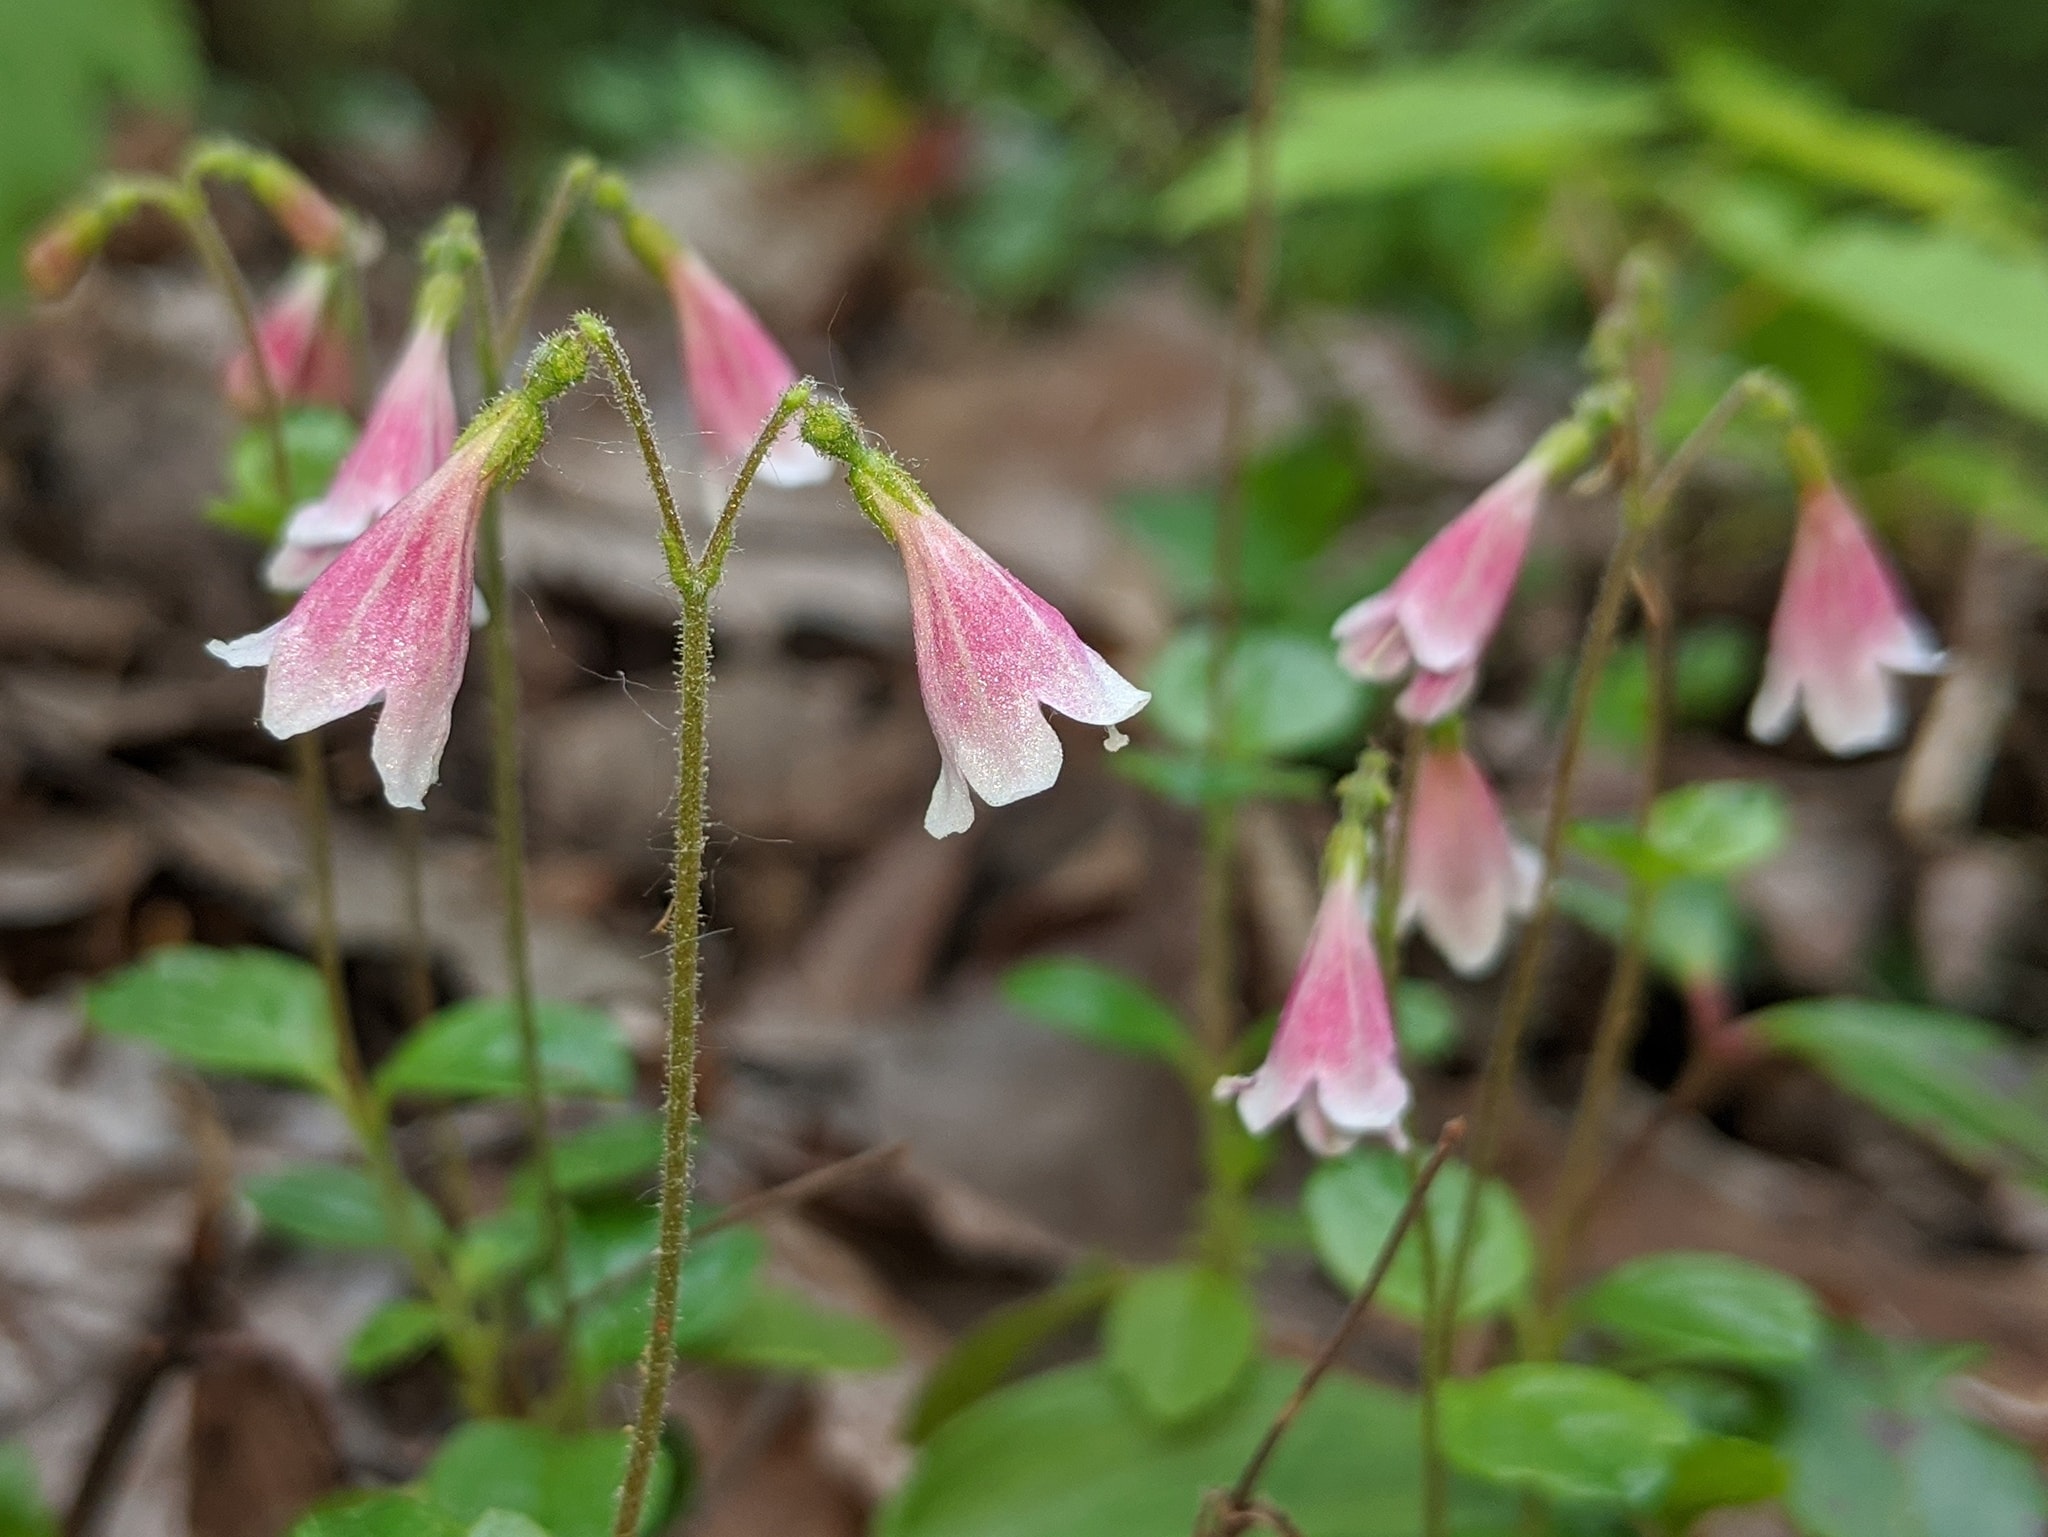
[210,402,533,809]
[1402,731,1539,977]
[224,260,353,415]
[1216,835,1410,1157]
[856,464,1147,837]
[1749,464,1943,756]
[1332,455,1546,723]
[666,250,830,488]
[266,298,458,592]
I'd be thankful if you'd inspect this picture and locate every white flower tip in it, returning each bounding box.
[1212,1074,1253,1104]
[923,761,976,838]
[207,620,284,670]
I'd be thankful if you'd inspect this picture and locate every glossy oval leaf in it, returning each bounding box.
[377,999,633,1101]
[1576,1251,1823,1371]
[1752,999,2048,1183]
[464,1515,550,1537]
[529,1112,664,1199]
[689,1286,900,1373]
[881,1361,1511,1537]
[245,1164,445,1252]
[1102,1264,1259,1427]
[345,1298,445,1378]
[85,945,337,1093]
[1145,627,1369,759]
[1163,64,1663,233]
[1000,959,1192,1068]
[572,1225,763,1376]
[1645,780,1789,877]
[1305,1149,1532,1324]
[908,1262,1122,1444]
[1440,1363,1696,1509]
[424,1421,670,1537]
[290,1494,465,1537]
[1660,1434,1788,1528]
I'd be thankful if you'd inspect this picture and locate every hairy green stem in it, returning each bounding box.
[594,323,811,1537]
[1195,0,1288,1061]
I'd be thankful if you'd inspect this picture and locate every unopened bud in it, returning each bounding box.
[22,204,109,299]
[520,331,589,404]
[799,399,864,466]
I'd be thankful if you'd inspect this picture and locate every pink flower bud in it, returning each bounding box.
[209,417,522,809]
[22,206,105,300]
[1748,478,1943,756]
[266,319,457,591]
[1401,737,1539,977]
[1333,457,1547,723]
[263,173,347,260]
[860,470,1148,837]
[665,250,829,487]
[224,262,352,415]
[1216,861,1410,1157]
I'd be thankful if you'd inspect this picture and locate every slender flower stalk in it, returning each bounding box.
[1196,0,1289,1062]
[798,399,1149,837]
[581,307,813,1537]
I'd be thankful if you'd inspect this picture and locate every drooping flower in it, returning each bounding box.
[665,249,830,488]
[1216,835,1410,1157]
[265,286,459,592]
[210,396,541,809]
[1402,732,1539,977]
[1748,470,1943,756]
[224,260,352,415]
[844,455,1147,837]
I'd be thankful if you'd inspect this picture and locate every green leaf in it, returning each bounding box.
[245,1164,445,1252]
[206,408,359,542]
[571,1226,763,1376]
[533,1112,664,1198]
[1660,1435,1788,1528]
[1676,47,2018,227]
[465,1515,551,1537]
[1162,64,1663,233]
[345,1299,445,1378]
[454,1204,545,1293]
[1752,999,2048,1183]
[907,1263,1122,1444]
[0,1444,54,1537]
[1304,1149,1532,1324]
[377,999,633,1102]
[1102,1265,1259,1427]
[1646,781,1789,877]
[290,1494,466,1537]
[1679,174,2048,427]
[425,1422,671,1537]
[1576,1251,1823,1371]
[1781,1329,2046,1537]
[85,946,338,1093]
[1895,430,2048,554]
[1145,627,1370,759]
[1000,959,1192,1069]
[1109,749,1327,807]
[1393,980,1460,1065]
[881,1361,1512,1537]
[1440,1363,1697,1509]
[1556,875,1749,988]
[691,1286,900,1373]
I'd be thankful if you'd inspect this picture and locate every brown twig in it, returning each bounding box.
[697,1142,910,1238]
[1209,1120,1465,1530]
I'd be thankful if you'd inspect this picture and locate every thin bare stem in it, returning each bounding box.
[497,156,598,363]
[1533,532,1671,1328]
[1195,0,1288,1061]
[1214,1121,1465,1528]
[696,1142,909,1239]
[1437,511,1650,1342]
[605,349,811,1537]
[461,254,585,1418]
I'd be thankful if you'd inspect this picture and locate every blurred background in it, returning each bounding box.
[3,0,2048,1533]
